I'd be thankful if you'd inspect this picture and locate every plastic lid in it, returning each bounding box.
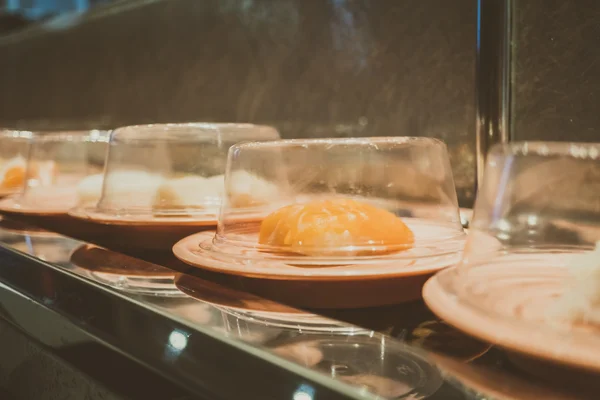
[87,123,280,221]
[455,141,600,336]
[13,130,109,211]
[198,137,465,267]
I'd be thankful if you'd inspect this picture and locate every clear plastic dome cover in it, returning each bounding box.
[0,130,33,196]
[455,141,600,340]
[82,123,280,222]
[191,137,465,271]
[8,130,109,212]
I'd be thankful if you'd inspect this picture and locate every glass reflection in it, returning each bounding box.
[293,384,315,400]
[0,216,448,399]
[2,212,585,398]
[271,335,442,398]
[175,273,371,335]
[68,244,183,296]
[0,218,79,265]
[168,329,189,351]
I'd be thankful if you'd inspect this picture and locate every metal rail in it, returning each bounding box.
[475,0,513,190]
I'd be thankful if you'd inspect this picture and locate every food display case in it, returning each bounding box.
[1,0,599,398]
[0,215,593,399]
[0,133,596,400]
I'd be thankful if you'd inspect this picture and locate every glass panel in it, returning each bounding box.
[0,215,593,398]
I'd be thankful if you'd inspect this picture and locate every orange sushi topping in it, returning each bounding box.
[259,198,414,256]
[0,164,25,190]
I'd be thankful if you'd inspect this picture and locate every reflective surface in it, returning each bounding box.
[0,216,593,399]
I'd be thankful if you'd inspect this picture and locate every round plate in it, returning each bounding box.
[0,195,71,216]
[423,266,600,374]
[68,208,218,251]
[175,273,368,332]
[70,244,183,296]
[0,212,107,243]
[173,223,464,308]
[173,223,464,281]
[69,207,221,226]
[69,205,270,226]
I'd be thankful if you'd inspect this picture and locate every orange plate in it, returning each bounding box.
[173,229,463,308]
[69,206,223,226]
[0,206,106,242]
[173,228,463,281]
[423,266,600,375]
[182,270,432,308]
[68,208,218,251]
[0,195,73,216]
[68,206,270,251]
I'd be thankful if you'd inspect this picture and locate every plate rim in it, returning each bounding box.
[0,196,68,216]
[173,231,462,281]
[422,267,600,374]
[68,206,220,227]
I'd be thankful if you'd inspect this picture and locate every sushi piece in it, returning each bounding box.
[226,171,279,208]
[153,175,222,213]
[77,174,104,206]
[101,170,165,210]
[0,156,26,191]
[259,198,414,256]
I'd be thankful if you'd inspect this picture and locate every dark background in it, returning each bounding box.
[0,0,598,207]
[513,0,600,143]
[0,0,477,205]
